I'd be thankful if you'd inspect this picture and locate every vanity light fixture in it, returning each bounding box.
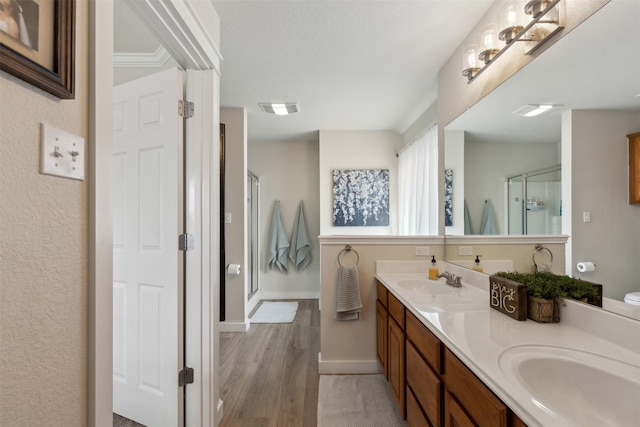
[512,104,562,117]
[462,45,481,81]
[478,23,500,64]
[462,0,565,83]
[258,102,300,115]
[498,0,525,44]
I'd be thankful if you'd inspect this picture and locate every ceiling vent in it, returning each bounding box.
[512,104,562,117]
[259,102,300,115]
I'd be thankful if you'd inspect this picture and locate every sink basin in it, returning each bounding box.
[398,279,451,295]
[397,279,486,312]
[499,345,640,426]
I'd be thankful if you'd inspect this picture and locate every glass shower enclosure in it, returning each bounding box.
[507,165,561,235]
[247,171,260,299]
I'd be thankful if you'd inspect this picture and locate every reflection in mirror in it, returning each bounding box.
[506,165,561,235]
[443,0,640,320]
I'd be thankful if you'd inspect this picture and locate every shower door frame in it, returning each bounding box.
[506,164,561,235]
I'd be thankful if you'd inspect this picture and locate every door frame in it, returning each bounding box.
[88,1,223,426]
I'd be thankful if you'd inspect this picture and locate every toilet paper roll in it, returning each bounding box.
[576,262,595,273]
[227,264,242,276]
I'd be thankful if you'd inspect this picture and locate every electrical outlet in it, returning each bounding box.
[583,211,591,223]
[415,246,430,256]
[458,246,473,256]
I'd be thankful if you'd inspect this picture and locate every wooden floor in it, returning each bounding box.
[218,299,321,427]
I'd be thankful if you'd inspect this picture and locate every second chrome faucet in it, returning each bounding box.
[436,271,462,287]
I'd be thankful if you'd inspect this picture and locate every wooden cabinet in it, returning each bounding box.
[388,315,406,417]
[444,348,508,427]
[376,300,388,376]
[406,310,443,426]
[376,283,406,419]
[444,391,476,427]
[629,132,640,204]
[376,280,528,427]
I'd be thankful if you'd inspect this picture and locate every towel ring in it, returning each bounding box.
[532,244,553,271]
[338,245,359,267]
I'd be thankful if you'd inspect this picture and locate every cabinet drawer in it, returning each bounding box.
[388,292,405,329]
[407,341,442,427]
[407,385,431,427]
[444,391,475,427]
[377,281,388,307]
[406,310,442,374]
[445,349,507,427]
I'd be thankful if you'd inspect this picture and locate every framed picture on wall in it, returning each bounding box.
[0,0,75,99]
[332,169,389,227]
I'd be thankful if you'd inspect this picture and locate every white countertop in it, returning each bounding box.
[375,261,640,427]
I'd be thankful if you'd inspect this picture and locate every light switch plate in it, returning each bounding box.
[40,123,85,181]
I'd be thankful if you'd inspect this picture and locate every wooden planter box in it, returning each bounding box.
[527,296,560,323]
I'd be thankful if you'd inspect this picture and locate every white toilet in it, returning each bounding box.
[624,292,640,306]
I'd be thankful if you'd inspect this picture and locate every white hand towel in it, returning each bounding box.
[289,201,312,271]
[335,265,362,321]
[266,200,289,273]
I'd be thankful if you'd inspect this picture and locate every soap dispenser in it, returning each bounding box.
[473,255,483,272]
[429,255,439,280]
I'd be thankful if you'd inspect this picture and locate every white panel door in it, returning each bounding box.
[113,68,184,427]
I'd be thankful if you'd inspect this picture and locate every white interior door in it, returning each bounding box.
[112,67,184,427]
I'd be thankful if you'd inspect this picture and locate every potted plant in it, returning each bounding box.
[490,271,600,323]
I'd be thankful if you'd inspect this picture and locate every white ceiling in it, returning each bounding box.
[210,0,494,142]
[115,0,639,144]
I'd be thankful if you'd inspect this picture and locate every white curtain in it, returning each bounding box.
[398,124,438,235]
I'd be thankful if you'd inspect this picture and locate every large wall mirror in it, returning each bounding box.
[443,0,639,317]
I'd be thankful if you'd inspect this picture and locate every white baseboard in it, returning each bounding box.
[317,352,382,374]
[219,321,249,332]
[259,291,320,300]
[215,399,224,427]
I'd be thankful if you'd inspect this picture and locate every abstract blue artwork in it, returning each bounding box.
[332,169,389,226]
[445,169,453,226]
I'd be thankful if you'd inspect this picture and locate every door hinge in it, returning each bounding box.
[178,100,194,118]
[179,367,194,386]
[179,233,194,251]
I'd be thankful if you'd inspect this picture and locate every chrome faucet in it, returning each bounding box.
[437,271,462,287]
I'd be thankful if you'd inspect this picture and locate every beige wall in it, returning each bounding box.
[319,238,444,372]
[221,108,248,326]
[445,240,566,275]
[568,110,640,300]
[464,140,560,234]
[319,130,402,235]
[248,138,321,299]
[0,0,89,424]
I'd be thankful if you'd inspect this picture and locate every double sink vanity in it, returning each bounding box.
[375,261,640,427]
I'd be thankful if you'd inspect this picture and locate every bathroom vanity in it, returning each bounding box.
[375,261,640,427]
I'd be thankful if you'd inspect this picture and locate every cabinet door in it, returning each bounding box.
[376,300,388,377]
[388,316,406,418]
[407,340,442,426]
[445,391,476,427]
[407,386,431,427]
[445,349,507,427]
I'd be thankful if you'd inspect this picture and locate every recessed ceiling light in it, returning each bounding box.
[259,102,300,115]
[512,104,562,117]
